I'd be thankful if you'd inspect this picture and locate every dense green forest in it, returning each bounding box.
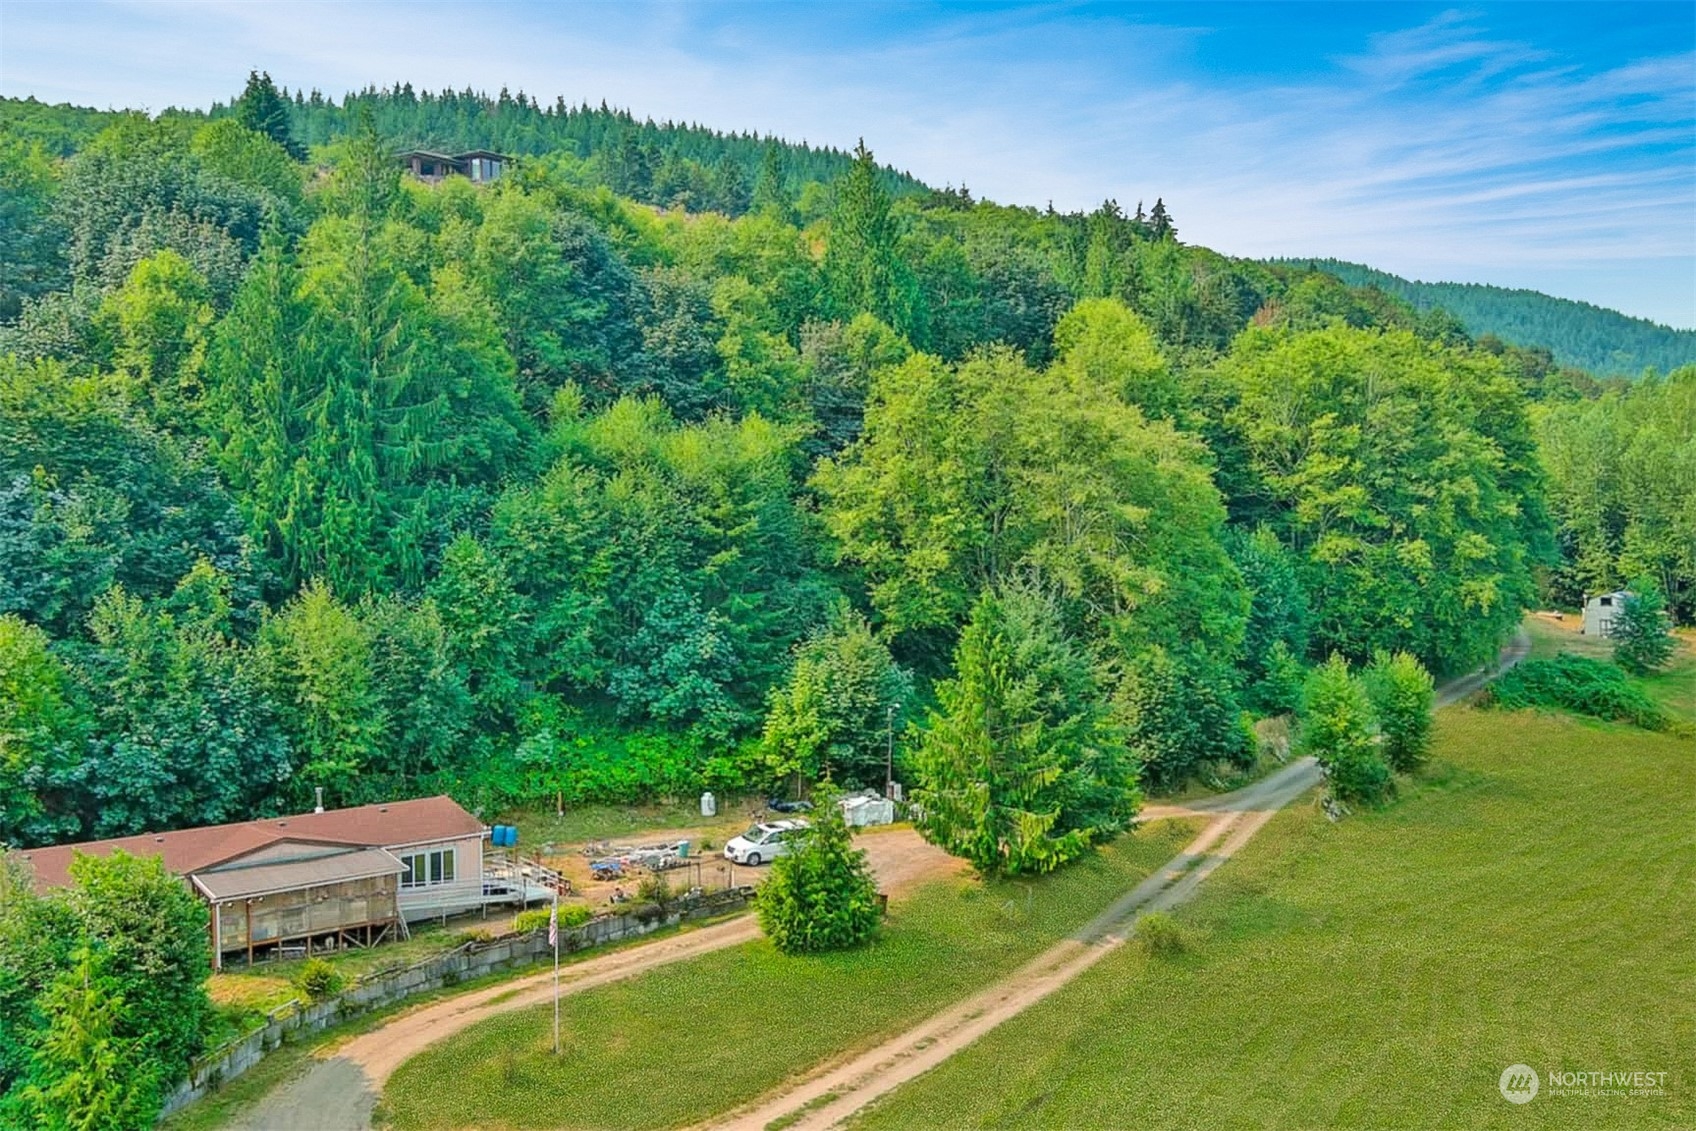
[1280,258,1696,376]
[0,73,1690,856]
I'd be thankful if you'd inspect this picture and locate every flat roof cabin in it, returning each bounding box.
[397,149,510,183]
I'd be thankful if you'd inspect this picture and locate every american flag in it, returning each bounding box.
[547,901,558,948]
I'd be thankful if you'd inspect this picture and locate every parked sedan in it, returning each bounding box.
[723,819,809,866]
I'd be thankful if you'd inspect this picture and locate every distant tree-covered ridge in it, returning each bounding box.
[2,86,927,214]
[1277,258,1694,377]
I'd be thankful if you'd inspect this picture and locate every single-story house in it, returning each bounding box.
[1582,590,1631,637]
[15,796,490,969]
[397,149,509,183]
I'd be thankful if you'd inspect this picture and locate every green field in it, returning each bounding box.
[849,708,1694,1130]
[379,818,1202,1130]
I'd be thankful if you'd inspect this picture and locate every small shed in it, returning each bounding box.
[1582,590,1630,637]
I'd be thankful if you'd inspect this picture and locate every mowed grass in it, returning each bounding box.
[378,817,1203,1131]
[850,708,1695,1131]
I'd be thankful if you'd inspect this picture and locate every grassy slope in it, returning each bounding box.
[850,709,1695,1130]
[378,818,1203,1131]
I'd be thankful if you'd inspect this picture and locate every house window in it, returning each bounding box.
[401,848,457,888]
[1599,596,1613,607]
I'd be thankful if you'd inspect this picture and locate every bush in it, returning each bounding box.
[635,873,673,911]
[1489,655,1674,731]
[1300,655,1394,807]
[757,787,881,954]
[513,903,593,935]
[1136,911,1194,958]
[1118,648,1254,792]
[1364,651,1435,773]
[291,957,343,1003]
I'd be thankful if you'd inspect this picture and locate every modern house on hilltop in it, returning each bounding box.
[14,796,552,969]
[397,148,509,183]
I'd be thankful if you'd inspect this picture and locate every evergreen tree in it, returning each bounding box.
[11,948,162,1131]
[756,786,881,955]
[234,70,304,160]
[911,587,1137,877]
[750,143,792,220]
[1613,579,1676,674]
[712,155,750,215]
[1147,198,1175,241]
[823,141,921,337]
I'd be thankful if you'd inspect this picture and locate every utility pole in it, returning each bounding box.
[550,889,560,1056]
[886,704,895,799]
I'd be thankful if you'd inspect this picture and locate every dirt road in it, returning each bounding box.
[224,829,959,1131]
[698,756,1322,1131]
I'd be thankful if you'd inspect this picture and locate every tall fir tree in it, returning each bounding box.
[234,70,304,160]
[823,141,922,338]
[749,143,793,220]
[1148,197,1175,241]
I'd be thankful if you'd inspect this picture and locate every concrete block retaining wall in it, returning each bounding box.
[160,888,755,1118]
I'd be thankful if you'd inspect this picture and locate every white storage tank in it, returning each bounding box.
[700,791,717,817]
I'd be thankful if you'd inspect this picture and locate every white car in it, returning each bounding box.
[723,819,809,866]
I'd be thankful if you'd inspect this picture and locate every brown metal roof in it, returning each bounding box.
[191,847,406,901]
[16,796,482,890]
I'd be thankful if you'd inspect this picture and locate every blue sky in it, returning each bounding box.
[3,2,1693,327]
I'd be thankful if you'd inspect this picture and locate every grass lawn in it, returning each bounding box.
[377,817,1204,1131]
[496,796,763,851]
[848,708,1695,1130]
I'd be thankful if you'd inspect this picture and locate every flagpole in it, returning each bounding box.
[551,885,561,1056]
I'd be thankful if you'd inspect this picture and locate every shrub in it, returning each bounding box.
[757,787,881,954]
[514,903,592,935]
[1364,651,1435,773]
[1488,655,1674,731]
[291,958,343,1003]
[1136,911,1194,957]
[1300,655,1394,806]
[635,873,673,911]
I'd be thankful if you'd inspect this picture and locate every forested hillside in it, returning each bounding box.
[1281,258,1696,376]
[4,69,1695,1128]
[0,72,1690,856]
